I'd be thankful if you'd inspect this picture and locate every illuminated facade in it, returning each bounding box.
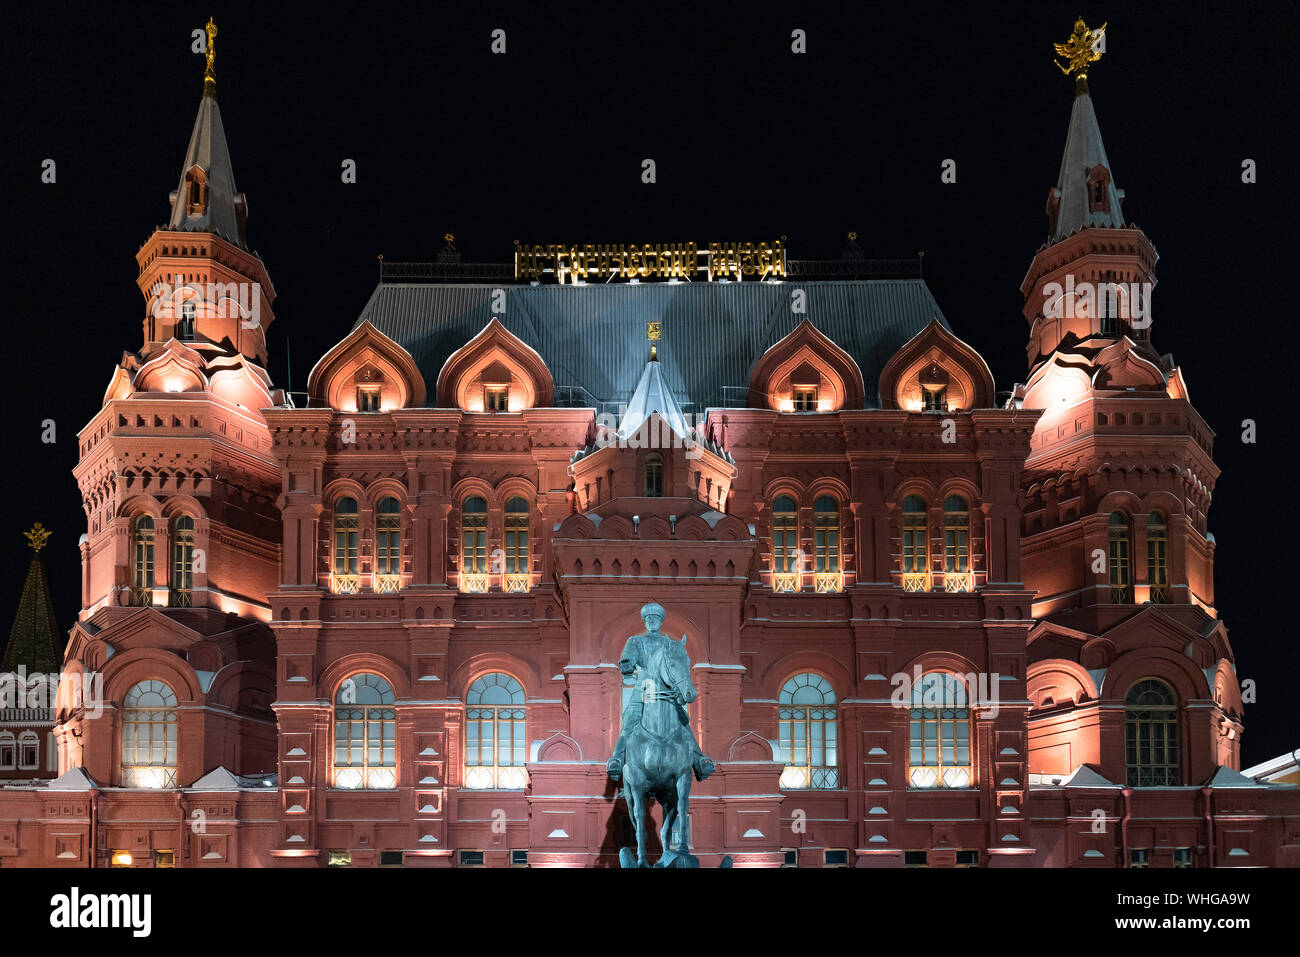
[1,29,1298,869]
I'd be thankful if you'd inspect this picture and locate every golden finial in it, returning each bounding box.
[23,523,51,554]
[848,231,857,241]
[646,321,662,342]
[445,233,455,244]
[203,17,218,98]
[1054,17,1106,95]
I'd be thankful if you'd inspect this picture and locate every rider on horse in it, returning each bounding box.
[607,602,716,783]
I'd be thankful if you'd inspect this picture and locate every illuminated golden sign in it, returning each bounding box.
[514,241,786,283]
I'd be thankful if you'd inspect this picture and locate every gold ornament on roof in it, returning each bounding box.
[646,321,662,341]
[24,523,51,554]
[1054,17,1106,94]
[203,18,218,97]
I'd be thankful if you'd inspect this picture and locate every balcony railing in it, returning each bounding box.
[1111,584,1133,604]
[333,766,396,790]
[943,572,973,593]
[503,574,531,594]
[129,587,154,607]
[373,575,402,594]
[330,574,360,595]
[901,572,930,593]
[771,572,799,593]
[813,572,843,594]
[168,588,193,608]
[1149,585,1168,604]
[120,766,178,789]
[460,573,490,594]
[908,765,972,788]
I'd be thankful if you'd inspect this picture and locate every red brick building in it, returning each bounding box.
[1,33,1296,869]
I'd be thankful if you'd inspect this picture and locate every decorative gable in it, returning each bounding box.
[877,318,996,411]
[436,317,554,411]
[747,319,864,412]
[307,320,426,412]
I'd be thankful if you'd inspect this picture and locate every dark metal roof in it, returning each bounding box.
[355,279,949,411]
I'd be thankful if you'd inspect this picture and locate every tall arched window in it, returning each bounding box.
[1108,511,1132,603]
[131,515,155,606]
[943,495,971,592]
[814,496,841,592]
[1146,511,1168,604]
[778,673,838,789]
[503,497,530,593]
[120,680,178,788]
[177,299,196,340]
[902,495,929,591]
[772,495,799,592]
[18,731,39,770]
[170,515,195,607]
[331,497,359,594]
[333,673,396,789]
[645,453,664,497]
[465,673,526,789]
[0,732,13,770]
[908,673,972,788]
[460,496,488,592]
[374,497,401,593]
[1125,679,1180,786]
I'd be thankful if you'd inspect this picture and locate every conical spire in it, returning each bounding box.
[167,19,248,247]
[1047,91,1127,243]
[618,354,693,443]
[1,525,62,675]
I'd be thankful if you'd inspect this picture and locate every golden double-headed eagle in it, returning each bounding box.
[1054,17,1106,87]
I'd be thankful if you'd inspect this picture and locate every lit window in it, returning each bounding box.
[331,497,359,593]
[111,850,133,868]
[778,673,838,789]
[503,497,530,592]
[922,386,947,412]
[943,495,970,591]
[1125,679,1179,787]
[902,495,929,591]
[177,299,196,340]
[461,496,488,591]
[1146,511,1168,603]
[120,680,178,788]
[644,453,664,497]
[485,385,509,412]
[170,515,194,607]
[814,496,840,592]
[375,497,401,592]
[357,386,381,412]
[154,850,176,868]
[1109,512,1132,603]
[327,850,352,867]
[792,387,817,412]
[333,673,396,789]
[465,673,526,789]
[772,495,799,591]
[132,515,155,606]
[908,673,972,788]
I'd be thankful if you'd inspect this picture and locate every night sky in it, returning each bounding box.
[2,2,1296,764]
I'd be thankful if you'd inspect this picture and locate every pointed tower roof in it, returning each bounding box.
[1,524,62,675]
[167,19,247,247]
[617,352,692,443]
[1048,91,1126,242]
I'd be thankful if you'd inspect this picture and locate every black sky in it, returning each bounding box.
[1,1,1296,764]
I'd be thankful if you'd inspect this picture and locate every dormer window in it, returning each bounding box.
[485,385,509,412]
[357,386,381,412]
[793,387,817,412]
[184,168,207,216]
[177,299,196,340]
[922,386,947,412]
[1087,165,1111,215]
[645,453,664,497]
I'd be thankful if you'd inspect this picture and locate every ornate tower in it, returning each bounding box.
[1018,22,1241,788]
[73,19,284,623]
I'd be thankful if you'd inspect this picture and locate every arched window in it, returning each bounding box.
[814,496,840,592]
[943,495,971,592]
[772,495,799,592]
[503,497,530,593]
[465,673,526,789]
[460,496,488,592]
[902,495,929,591]
[1146,511,1168,604]
[374,497,401,592]
[131,515,155,606]
[0,732,13,770]
[1108,511,1132,603]
[908,673,972,788]
[331,497,359,594]
[1125,679,1180,786]
[120,680,178,788]
[18,731,39,770]
[778,673,838,789]
[170,515,195,607]
[645,453,664,497]
[177,299,196,340]
[333,673,396,789]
